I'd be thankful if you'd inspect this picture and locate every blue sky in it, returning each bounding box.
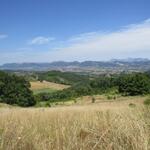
[0,0,150,64]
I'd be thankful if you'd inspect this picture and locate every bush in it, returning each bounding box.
[129,103,136,107]
[92,96,96,103]
[73,99,77,103]
[144,98,150,105]
[45,102,51,107]
[107,95,113,100]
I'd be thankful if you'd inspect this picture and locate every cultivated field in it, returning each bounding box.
[0,97,149,150]
[30,81,70,94]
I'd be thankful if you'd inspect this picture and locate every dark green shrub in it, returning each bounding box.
[107,95,113,100]
[45,102,51,107]
[92,96,96,103]
[129,103,136,107]
[73,99,77,103]
[144,98,150,105]
[118,73,150,96]
[0,71,36,107]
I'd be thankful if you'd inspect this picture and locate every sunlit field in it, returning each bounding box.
[30,81,70,94]
[0,97,149,150]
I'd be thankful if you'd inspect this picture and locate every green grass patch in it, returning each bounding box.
[33,88,57,95]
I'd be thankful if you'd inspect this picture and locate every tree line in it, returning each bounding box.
[1,70,150,107]
[36,72,150,103]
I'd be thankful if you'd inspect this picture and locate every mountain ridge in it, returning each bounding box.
[0,58,150,73]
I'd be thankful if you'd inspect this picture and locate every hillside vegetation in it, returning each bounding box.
[36,72,150,105]
[38,71,89,85]
[0,71,35,107]
[1,70,150,107]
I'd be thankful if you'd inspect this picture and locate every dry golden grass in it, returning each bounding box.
[30,81,70,91]
[0,99,150,150]
[75,95,145,106]
[57,95,145,107]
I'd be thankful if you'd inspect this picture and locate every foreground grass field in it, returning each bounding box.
[0,97,150,150]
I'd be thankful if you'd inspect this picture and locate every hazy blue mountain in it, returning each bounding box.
[0,58,150,73]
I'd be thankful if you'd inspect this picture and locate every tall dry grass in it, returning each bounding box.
[0,105,149,150]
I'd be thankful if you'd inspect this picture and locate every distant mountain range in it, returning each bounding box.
[0,58,150,74]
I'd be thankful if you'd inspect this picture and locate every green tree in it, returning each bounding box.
[0,71,36,107]
[118,73,150,96]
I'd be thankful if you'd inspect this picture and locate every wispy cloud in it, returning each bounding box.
[1,19,150,63]
[29,36,55,45]
[47,18,150,61]
[0,34,8,40]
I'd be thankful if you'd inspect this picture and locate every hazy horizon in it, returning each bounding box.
[0,57,150,66]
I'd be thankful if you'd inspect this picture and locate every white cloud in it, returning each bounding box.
[46,18,150,61]
[29,36,55,45]
[0,34,8,40]
[1,19,150,64]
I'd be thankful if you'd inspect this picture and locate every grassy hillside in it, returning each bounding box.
[1,71,150,149]
[0,98,149,150]
[38,71,90,85]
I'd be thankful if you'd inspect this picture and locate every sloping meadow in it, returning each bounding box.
[0,105,149,150]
